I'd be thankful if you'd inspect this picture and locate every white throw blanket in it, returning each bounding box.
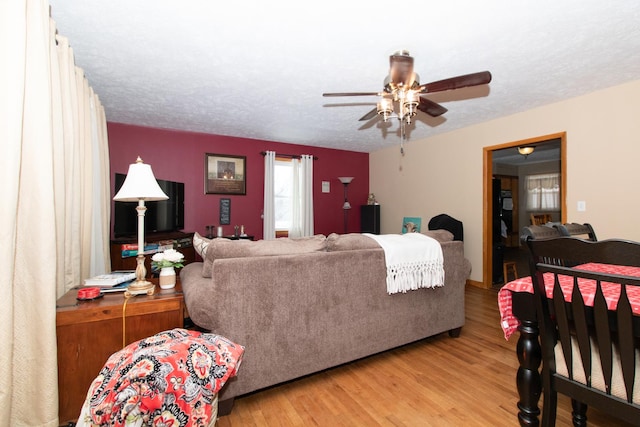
[364,233,445,294]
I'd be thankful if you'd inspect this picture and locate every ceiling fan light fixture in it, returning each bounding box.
[377,98,393,121]
[403,91,419,119]
[518,146,535,157]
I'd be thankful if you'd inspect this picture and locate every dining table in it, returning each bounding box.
[497,262,640,427]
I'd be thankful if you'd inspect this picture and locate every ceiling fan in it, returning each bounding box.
[323,50,492,152]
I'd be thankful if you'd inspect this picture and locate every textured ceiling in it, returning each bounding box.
[50,1,640,153]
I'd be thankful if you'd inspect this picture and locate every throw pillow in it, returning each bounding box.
[193,231,212,259]
[78,328,243,427]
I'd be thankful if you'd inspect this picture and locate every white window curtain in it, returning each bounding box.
[289,155,314,237]
[263,151,276,240]
[526,173,560,211]
[0,1,110,424]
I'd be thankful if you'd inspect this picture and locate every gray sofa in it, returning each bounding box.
[180,231,471,413]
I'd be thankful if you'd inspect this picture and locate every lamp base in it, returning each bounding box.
[124,254,155,297]
[124,279,155,297]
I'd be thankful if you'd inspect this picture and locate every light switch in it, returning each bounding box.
[322,181,330,193]
[577,201,586,212]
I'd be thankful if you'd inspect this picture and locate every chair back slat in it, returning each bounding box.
[593,283,613,395]
[570,276,593,386]
[552,276,573,376]
[617,285,636,403]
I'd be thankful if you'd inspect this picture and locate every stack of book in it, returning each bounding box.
[120,243,159,258]
[176,237,192,248]
[83,270,136,292]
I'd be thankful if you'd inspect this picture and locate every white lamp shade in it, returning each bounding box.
[343,201,352,209]
[113,157,169,202]
[338,177,354,184]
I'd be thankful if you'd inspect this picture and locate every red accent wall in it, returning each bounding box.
[108,123,369,239]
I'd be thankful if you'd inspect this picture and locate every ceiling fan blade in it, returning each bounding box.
[323,92,380,97]
[419,71,492,93]
[359,108,379,121]
[418,97,448,117]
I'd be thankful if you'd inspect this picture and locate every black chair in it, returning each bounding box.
[525,237,640,426]
[428,214,463,241]
[521,224,561,242]
[555,223,598,242]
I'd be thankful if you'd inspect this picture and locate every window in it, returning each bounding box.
[274,159,293,231]
[526,173,560,211]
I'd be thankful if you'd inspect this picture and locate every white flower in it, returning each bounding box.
[162,249,184,263]
[151,249,185,269]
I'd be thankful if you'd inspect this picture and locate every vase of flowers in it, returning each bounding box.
[151,249,185,289]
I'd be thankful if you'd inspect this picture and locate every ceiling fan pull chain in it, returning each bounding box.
[400,120,405,156]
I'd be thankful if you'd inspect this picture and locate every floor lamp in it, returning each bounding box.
[338,177,354,233]
[113,156,168,296]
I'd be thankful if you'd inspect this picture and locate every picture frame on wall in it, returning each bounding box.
[402,217,422,234]
[205,153,246,195]
[219,198,231,225]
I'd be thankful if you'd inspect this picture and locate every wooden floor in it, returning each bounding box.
[216,286,630,426]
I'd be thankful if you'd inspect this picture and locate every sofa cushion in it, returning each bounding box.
[421,229,454,242]
[202,234,327,278]
[326,231,452,252]
[326,233,381,251]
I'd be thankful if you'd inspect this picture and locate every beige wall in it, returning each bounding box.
[370,79,640,285]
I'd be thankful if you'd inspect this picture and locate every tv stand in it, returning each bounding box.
[110,231,196,276]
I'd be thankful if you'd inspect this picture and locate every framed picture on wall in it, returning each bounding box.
[402,217,422,234]
[204,153,246,195]
[219,198,231,225]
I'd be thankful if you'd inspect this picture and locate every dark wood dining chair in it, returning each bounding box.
[555,222,598,242]
[524,237,640,426]
[521,224,561,242]
[530,213,553,225]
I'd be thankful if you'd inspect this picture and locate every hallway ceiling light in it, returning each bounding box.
[518,146,535,158]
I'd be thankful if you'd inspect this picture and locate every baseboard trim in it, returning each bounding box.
[466,279,488,289]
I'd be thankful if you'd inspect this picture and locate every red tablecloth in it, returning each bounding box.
[498,263,640,340]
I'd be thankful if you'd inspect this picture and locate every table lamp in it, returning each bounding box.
[113,157,168,296]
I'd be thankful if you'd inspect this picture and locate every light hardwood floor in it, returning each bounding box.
[216,286,631,426]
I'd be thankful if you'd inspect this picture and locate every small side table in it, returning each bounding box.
[56,279,184,424]
[224,235,255,241]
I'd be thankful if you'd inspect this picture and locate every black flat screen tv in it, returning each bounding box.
[113,173,185,238]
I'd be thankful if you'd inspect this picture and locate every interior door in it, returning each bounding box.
[482,133,566,288]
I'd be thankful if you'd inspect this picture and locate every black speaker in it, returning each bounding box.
[360,205,380,234]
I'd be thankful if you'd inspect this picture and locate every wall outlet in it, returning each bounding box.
[577,201,586,212]
[322,181,330,193]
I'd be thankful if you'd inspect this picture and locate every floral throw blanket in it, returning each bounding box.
[76,328,244,427]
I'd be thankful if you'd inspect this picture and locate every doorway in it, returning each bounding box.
[482,132,567,288]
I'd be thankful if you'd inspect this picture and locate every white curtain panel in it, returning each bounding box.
[301,154,314,236]
[290,155,314,237]
[290,158,302,237]
[0,1,110,424]
[526,173,560,211]
[263,151,276,240]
